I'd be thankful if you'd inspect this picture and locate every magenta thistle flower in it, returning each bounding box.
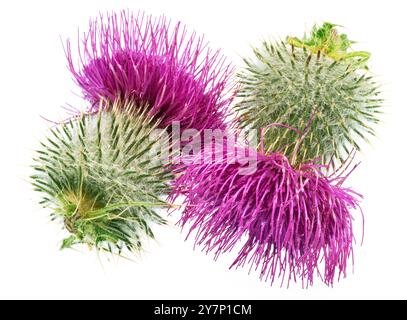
[171,146,362,287]
[65,11,234,131]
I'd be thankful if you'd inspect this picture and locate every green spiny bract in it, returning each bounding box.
[31,101,173,254]
[235,23,382,166]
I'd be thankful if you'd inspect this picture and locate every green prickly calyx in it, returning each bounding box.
[287,22,371,68]
[31,101,173,254]
[236,31,382,166]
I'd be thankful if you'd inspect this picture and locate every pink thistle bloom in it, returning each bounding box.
[171,146,362,287]
[65,10,234,131]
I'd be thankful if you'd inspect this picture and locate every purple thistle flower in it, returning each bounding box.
[171,146,362,287]
[65,10,234,131]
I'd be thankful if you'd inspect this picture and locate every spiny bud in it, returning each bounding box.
[236,23,382,166]
[31,101,173,254]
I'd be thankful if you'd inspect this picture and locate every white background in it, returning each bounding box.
[0,0,406,299]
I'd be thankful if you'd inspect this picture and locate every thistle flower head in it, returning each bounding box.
[236,23,382,166]
[31,101,173,254]
[171,145,361,287]
[66,11,234,132]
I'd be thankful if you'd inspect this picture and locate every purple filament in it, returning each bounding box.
[65,10,234,131]
[171,146,362,287]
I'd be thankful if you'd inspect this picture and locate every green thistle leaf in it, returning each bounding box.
[287,22,371,68]
[61,235,77,250]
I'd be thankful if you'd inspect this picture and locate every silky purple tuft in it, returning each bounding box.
[65,11,234,131]
[171,146,362,287]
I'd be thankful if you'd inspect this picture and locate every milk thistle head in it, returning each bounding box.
[32,101,173,254]
[65,10,235,133]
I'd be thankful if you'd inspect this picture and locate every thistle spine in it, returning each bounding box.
[32,101,173,254]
